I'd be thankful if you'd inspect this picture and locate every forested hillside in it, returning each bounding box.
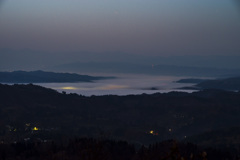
[1,83,240,146]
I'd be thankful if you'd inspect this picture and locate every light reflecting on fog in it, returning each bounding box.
[37,74,197,96]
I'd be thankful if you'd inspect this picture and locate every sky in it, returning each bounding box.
[0,0,240,70]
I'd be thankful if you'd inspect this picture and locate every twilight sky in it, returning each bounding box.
[0,0,240,70]
[0,0,240,54]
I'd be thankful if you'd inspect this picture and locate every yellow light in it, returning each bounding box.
[149,130,154,134]
[61,87,78,90]
[33,127,39,131]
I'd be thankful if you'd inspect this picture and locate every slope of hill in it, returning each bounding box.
[0,70,114,83]
[185,127,240,150]
[196,77,240,91]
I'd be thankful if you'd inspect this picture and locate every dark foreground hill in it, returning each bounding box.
[0,70,113,83]
[1,83,240,148]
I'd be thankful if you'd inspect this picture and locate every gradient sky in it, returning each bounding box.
[0,0,239,56]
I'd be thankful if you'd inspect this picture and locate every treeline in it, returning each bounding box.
[0,138,236,160]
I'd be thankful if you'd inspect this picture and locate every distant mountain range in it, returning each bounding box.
[50,62,240,77]
[1,48,240,72]
[0,70,114,83]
